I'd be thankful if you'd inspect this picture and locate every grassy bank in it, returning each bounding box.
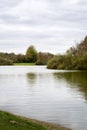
[14,63,35,66]
[0,111,71,130]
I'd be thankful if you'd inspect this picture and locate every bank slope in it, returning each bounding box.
[0,111,71,130]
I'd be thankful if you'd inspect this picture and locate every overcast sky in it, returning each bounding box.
[0,0,87,54]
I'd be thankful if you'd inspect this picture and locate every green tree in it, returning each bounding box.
[36,52,54,65]
[0,56,13,65]
[26,45,37,63]
[47,36,87,70]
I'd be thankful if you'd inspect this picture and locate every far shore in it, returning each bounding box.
[14,63,35,66]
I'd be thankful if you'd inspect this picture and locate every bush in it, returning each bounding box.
[36,52,54,65]
[75,55,87,70]
[47,36,87,70]
[47,55,62,69]
[0,57,13,65]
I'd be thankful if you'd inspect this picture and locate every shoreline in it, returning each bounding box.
[0,110,71,130]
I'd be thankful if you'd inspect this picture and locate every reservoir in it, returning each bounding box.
[0,66,87,130]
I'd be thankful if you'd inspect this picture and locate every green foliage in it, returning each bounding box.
[36,52,54,65]
[26,45,38,63]
[75,54,87,70]
[0,111,46,130]
[0,111,70,130]
[47,55,73,70]
[0,47,53,65]
[16,54,26,63]
[47,55,62,69]
[0,52,26,63]
[47,36,87,70]
[0,56,13,65]
[14,63,35,66]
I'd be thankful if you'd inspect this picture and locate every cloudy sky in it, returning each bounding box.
[0,0,87,54]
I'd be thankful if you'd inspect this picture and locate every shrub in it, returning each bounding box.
[0,57,13,65]
[47,36,87,70]
[36,52,54,65]
[47,55,62,69]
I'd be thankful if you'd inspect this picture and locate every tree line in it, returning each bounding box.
[0,45,53,65]
[47,36,87,70]
[0,36,87,70]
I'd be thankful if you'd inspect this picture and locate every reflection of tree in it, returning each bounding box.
[54,71,87,100]
[26,73,37,86]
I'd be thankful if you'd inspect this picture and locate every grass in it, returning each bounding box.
[14,63,35,66]
[0,111,71,130]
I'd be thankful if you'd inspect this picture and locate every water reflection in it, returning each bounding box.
[1,66,87,130]
[26,73,37,87]
[54,71,87,100]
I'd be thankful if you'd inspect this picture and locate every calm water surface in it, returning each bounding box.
[0,66,87,130]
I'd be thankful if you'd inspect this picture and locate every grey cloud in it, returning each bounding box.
[0,0,21,8]
[0,0,86,27]
[0,14,19,24]
[0,0,86,54]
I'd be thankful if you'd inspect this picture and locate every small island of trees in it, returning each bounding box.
[0,36,87,70]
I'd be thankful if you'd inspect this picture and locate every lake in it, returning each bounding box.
[0,66,87,130]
